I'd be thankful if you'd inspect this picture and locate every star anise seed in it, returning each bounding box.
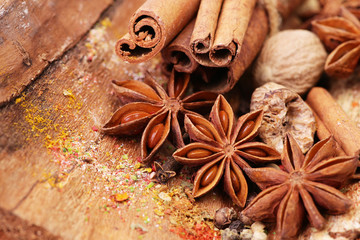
[102,70,217,162]
[242,133,357,239]
[312,6,360,78]
[173,95,280,207]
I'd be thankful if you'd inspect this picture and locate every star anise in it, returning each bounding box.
[102,70,217,162]
[242,134,357,239]
[343,0,360,19]
[172,95,280,207]
[312,6,360,78]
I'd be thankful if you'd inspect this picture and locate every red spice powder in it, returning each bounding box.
[170,222,221,240]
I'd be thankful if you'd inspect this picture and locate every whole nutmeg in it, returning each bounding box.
[253,29,327,95]
[250,82,316,154]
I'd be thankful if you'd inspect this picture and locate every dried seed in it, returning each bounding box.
[266,163,280,170]
[230,170,240,192]
[186,148,212,159]
[147,123,164,149]
[121,111,150,124]
[201,164,218,187]
[219,110,229,133]
[196,124,214,139]
[237,120,255,141]
[243,148,267,157]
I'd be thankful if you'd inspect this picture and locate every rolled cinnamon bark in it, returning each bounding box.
[162,5,269,93]
[161,19,198,73]
[190,0,256,67]
[190,0,223,58]
[189,0,305,68]
[312,111,346,156]
[115,0,200,63]
[307,87,360,178]
[306,87,360,159]
[210,0,257,67]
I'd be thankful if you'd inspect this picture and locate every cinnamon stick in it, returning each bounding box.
[190,0,256,67]
[161,19,198,73]
[312,111,346,156]
[115,0,200,63]
[306,87,360,159]
[190,0,223,59]
[163,5,269,93]
[307,87,360,179]
[210,0,256,67]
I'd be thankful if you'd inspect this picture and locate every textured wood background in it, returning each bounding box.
[0,0,113,106]
[1,0,360,239]
[0,0,230,239]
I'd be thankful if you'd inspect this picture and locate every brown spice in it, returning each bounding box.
[161,19,199,74]
[306,87,360,157]
[102,70,217,162]
[312,111,346,156]
[306,87,360,178]
[312,6,360,78]
[173,95,280,207]
[242,134,357,239]
[190,0,256,67]
[115,0,200,63]
[162,5,269,93]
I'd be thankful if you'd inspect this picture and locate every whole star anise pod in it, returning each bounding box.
[242,134,357,239]
[312,6,360,78]
[102,70,217,162]
[173,95,280,207]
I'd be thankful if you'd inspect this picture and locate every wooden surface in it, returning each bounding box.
[0,0,112,106]
[0,0,230,239]
[2,0,360,239]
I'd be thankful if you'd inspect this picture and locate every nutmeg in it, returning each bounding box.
[253,29,327,95]
[250,82,316,154]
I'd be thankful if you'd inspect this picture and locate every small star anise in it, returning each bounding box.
[102,70,217,162]
[173,95,280,207]
[312,6,360,78]
[242,134,357,239]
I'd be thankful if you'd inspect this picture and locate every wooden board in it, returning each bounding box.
[0,0,113,106]
[0,0,231,239]
[1,0,360,239]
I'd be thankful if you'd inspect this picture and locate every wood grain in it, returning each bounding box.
[0,0,231,239]
[4,1,358,239]
[0,0,113,106]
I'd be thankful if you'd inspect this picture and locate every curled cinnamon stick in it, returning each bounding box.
[312,111,346,156]
[115,0,200,63]
[163,5,269,93]
[190,0,223,58]
[306,87,360,158]
[307,87,360,178]
[161,19,198,73]
[190,0,256,67]
[210,0,256,67]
